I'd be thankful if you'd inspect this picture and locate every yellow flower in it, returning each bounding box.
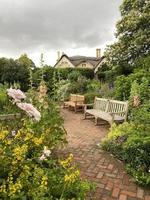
[12,144,28,161]
[14,130,21,139]
[8,179,22,197]
[0,130,8,140]
[24,132,33,141]
[41,175,48,186]
[0,184,6,194]
[33,136,43,146]
[64,170,80,184]
[5,140,12,145]
[59,154,73,168]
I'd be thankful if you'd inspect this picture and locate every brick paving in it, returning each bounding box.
[59,109,150,200]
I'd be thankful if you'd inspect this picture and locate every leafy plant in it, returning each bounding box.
[0,87,93,199]
[102,122,150,186]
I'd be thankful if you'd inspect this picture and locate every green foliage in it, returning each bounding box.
[32,67,94,97]
[53,80,71,102]
[84,92,101,104]
[129,103,150,132]
[96,63,109,81]
[102,123,150,186]
[99,83,115,99]
[133,54,150,72]
[101,2,150,187]
[105,0,150,71]
[86,79,100,92]
[114,75,131,100]
[0,56,36,91]
[114,56,150,101]
[68,71,82,82]
[76,68,94,79]
[0,84,8,112]
[130,78,150,103]
[55,68,94,80]
[17,54,36,89]
[53,74,101,103]
[0,84,20,116]
[0,88,92,199]
[67,76,88,95]
[102,57,150,186]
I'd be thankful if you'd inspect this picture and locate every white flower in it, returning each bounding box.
[39,154,47,161]
[148,169,150,173]
[17,103,41,121]
[11,130,16,136]
[39,147,51,161]
[7,88,26,103]
[43,146,51,157]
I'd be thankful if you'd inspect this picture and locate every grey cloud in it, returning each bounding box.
[0,0,122,53]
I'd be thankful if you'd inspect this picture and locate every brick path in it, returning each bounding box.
[60,109,150,200]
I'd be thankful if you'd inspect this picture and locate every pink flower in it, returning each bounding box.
[7,88,26,102]
[17,103,41,121]
[39,154,47,161]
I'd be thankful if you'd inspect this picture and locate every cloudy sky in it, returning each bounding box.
[0,0,122,66]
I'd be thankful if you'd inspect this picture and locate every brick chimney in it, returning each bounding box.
[96,48,101,58]
[57,51,61,61]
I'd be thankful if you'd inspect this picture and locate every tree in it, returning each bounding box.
[17,54,35,70]
[17,54,36,89]
[105,0,150,71]
[0,55,36,91]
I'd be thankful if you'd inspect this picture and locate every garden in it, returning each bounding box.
[0,83,94,199]
[0,0,150,199]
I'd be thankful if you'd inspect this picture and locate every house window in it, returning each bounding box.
[82,63,86,68]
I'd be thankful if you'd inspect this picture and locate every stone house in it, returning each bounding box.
[54,49,105,70]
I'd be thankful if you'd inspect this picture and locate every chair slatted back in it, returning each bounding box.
[76,95,85,103]
[70,94,77,102]
[107,100,128,117]
[94,97,109,111]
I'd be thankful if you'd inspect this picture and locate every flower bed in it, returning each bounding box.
[0,84,93,199]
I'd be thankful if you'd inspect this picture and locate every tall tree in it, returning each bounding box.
[17,54,36,89]
[105,0,150,71]
[17,54,35,70]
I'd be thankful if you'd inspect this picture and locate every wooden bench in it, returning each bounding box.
[84,97,128,126]
[63,94,85,112]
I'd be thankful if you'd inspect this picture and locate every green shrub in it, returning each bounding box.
[0,87,93,199]
[102,123,150,186]
[0,84,21,115]
[84,92,101,103]
[114,75,131,100]
[68,71,82,82]
[129,103,150,132]
[114,70,150,101]
[54,80,71,101]
[67,77,89,95]
[76,68,94,79]
[129,78,150,104]
[124,134,150,186]
[102,123,135,159]
[0,84,8,112]
[55,68,94,80]
[86,79,100,92]
[100,83,115,99]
